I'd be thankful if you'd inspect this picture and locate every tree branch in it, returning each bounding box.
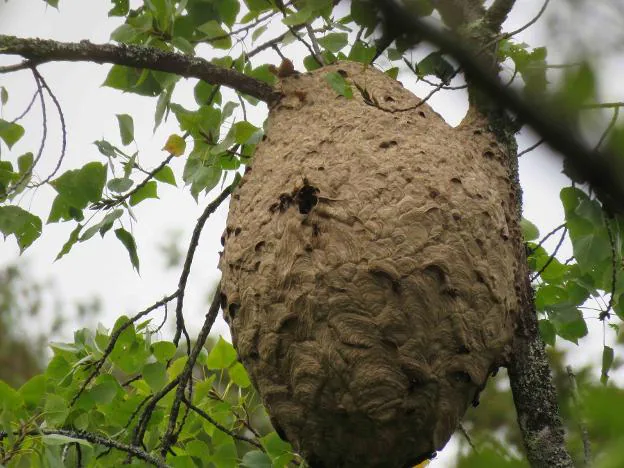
[380,1,624,215]
[484,0,516,32]
[0,35,281,105]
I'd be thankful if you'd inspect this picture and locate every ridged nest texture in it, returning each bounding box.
[219,61,518,467]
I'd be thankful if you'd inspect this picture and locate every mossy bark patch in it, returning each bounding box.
[219,61,519,467]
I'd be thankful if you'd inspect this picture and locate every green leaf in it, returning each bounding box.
[154,166,177,185]
[385,67,399,79]
[252,24,268,42]
[206,337,237,370]
[417,52,455,82]
[0,119,25,149]
[42,434,92,447]
[538,319,556,346]
[108,0,129,16]
[233,121,260,144]
[80,209,123,241]
[50,162,107,217]
[318,32,348,52]
[350,0,378,29]
[0,86,8,105]
[143,362,168,392]
[44,394,69,425]
[103,65,163,96]
[261,431,293,462]
[601,345,614,385]
[304,54,323,72]
[129,180,158,206]
[548,305,588,344]
[115,227,140,271]
[197,21,232,49]
[55,224,83,261]
[152,341,177,362]
[108,177,134,193]
[241,451,272,468]
[216,0,240,27]
[521,218,540,241]
[228,362,251,388]
[348,41,376,64]
[243,0,272,12]
[116,114,135,145]
[0,381,23,411]
[19,375,46,409]
[282,6,313,25]
[324,71,353,98]
[90,374,121,404]
[0,205,42,252]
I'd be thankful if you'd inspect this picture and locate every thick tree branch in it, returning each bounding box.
[484,0,516,31]
[0,35,281,105]
[381,1,624,214]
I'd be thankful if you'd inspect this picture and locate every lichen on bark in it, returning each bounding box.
[219,61,521,467]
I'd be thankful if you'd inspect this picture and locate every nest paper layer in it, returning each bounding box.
[219,62,519,467]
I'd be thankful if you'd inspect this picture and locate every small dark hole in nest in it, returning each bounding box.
[473,129,482,135]
[418,111,426,118]
[245,166,252,174]
[450,177,462,184]
[457,345,470,354]
[429,189,439,199]
[337,69,348,77]
[228,303,240,320]
[294,179,319,214]
[385,95,395,102]
[317,166,325,171]
[451,371,472,384]
[483,150,495,159]
[379,140,398,149]
[234,227,241,236]
[220,293,228,310]
[255,241,265,252]
[312,224,320,236]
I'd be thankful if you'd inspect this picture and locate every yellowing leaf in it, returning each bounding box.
[413,461,429,468]
[163,134,186,156]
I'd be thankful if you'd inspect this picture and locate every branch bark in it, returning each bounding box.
[381,1,578,467]
[380,2,624,214]
[0,35,281,105]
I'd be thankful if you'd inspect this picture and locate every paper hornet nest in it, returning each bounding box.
[219,61,519,467]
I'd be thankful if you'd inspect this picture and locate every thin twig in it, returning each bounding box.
[0,429,169,468]
[183,397,264,450]
[527,223,566,255]
[457,423,478,453]
[29,69,68,187]
[91,154,175,209]
[565,366,592,466]
[70,292,178,405]
[172,181,235,348]
[517,138,544,158]
[595,107,619,151]
[530,226,567,281]
[599,218,617,320]
[162,288,222,456]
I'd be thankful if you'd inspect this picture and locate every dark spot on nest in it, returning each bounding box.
[234,227,241,236]
[294,179,319,214]
[483,150,495,159]
[337,69,348,77]
[254,241,265,252]
[219,293,228,310]
[379,140,398,149]
[228,303,240,320]
[418,111,426,118]
[385,95,395,102]
[451,371,472,384]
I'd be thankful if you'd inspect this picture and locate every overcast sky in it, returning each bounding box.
[1,1,623,464]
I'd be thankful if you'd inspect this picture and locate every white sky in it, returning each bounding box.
[1,1,623,465]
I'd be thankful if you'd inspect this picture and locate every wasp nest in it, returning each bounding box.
[219,61,519,467]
